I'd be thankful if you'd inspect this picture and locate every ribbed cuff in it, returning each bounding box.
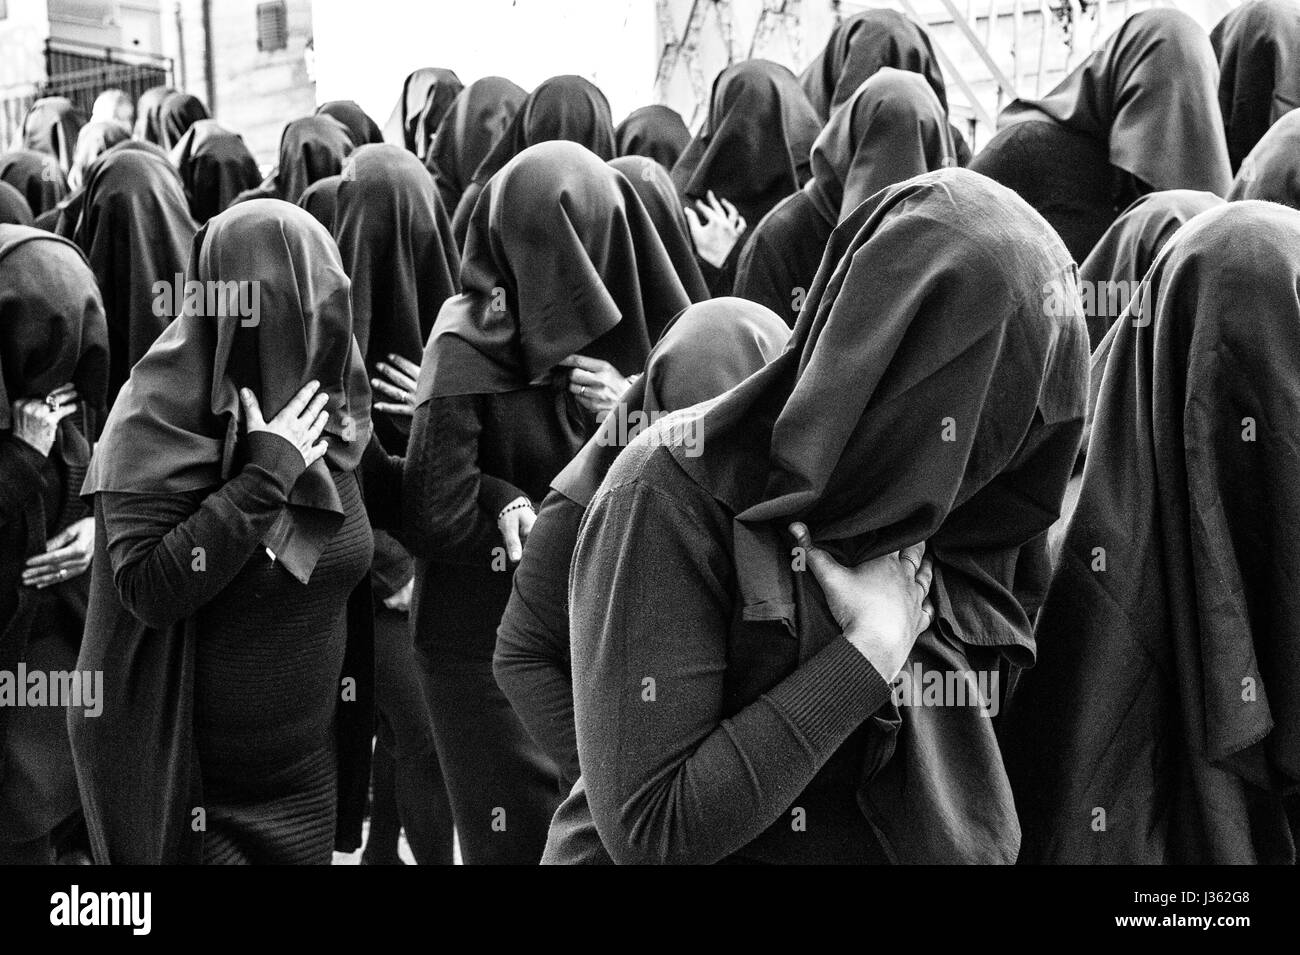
[764,637,894,757]
[245,430,307,493]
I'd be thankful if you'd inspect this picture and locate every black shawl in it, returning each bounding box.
[0,182,33,227]
[1211,0,1300,172]
[153,92,210,152]
[424,76,526,222]
[0,150,68,218]
[316,100,384,147]
[132,86,176,143]
[1227,106,1300,208]
[169,120,262,224]
[297,174,342,232]
[609,156,709,303]
[382,67,463,158]
[21,97,86,175]
[233,115,353,206]
[614,105,691,170]
[67,120,130,191]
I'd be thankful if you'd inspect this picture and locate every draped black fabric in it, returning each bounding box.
[297,174,341,232]
[382,67,463,158]
[132,85,176,143]
[1212,0,1300,172]
[451,75,616,247]
[799,8,948,120]
[425,76,526,221]
[1228,106,1300,208]
[0,182,33,227]
[334,145,459,447]
[233,115,353,206]
[72,147,197,405]
[169,120,261,224]
[614,105,691,170]
[21,97,86,175]
[0,151,67,219]
[316,100,384,146]
[1000,9,1232,197]
[671,59,821,230]
[67,120,130,192]
[418,141,689,402]
[1079,189,1224,348]
[1005,201,1300,864]
[50,140,170,240]
[609,156,708,303]
[154,92,210,152]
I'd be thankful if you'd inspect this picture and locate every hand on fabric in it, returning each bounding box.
[685,190,747,269]
[372,353,421,417]
[497,497,536,563]
[382,577,414,612]
[23,516,94,589]
[11,383,79,456]
[789,523,934,682]
[240,380,330,467]
[560,354,632,421]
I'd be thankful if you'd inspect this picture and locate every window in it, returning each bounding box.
[256,1,288,52]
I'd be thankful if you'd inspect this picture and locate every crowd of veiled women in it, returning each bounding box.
[1,2,1298,866]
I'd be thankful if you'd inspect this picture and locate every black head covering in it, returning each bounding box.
[418,141,690,402]
[1211,0,1300,172]
[805,67,955,225]
[1079,189,1225,348]
[297,174,342,232]
[1228,106,1300,208]
[153,92,210,152]
[0,182,33,227]
[609,156,709,303]
[383,67,464,157]
[67,120,131,191]
[169,120,262,224]
[425,76,527,218]
[21,97,87,174]
[1000,8,1231,196]
[334,145,459,446]
[614,105,691,169]
[132,86,176,142]
[671,59,822,229]
[316,100,384,147]
[799,8,948,120]
[1005,201,1300,864]
[72,147,197,403]
[234,115,354,205]
[0,150,67,218]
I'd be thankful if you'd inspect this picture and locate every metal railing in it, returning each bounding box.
[42,37,174,117]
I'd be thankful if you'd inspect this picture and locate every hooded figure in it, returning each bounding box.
[735,69,955,324]
[1227,106,1300,208]
[66,120,131,193]
[1004,201,1300,865]
[382,67,463,158]
[316,100,385,147]
[424,76,527,222]
[0,151,67,220]
[613,104,691,170]
[232,115,354,206]
[152,92,210,152]
[169,120,262,224]
[132,86,176,142]
[1211,0,1300,172]
[0,183,33,227]
[297,174,342,232]
[609,155,709,303]
[21,97,87,175]
[541,168,1089,865]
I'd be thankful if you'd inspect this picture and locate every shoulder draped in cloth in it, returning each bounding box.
[609,155,709,303]
[425,76,526,221]
[1211,0,1300,173]
[233,115,354,206]
[614,105,691,170]
[1000,8,1232,197]
[418,140,688,403]
[1228,106,1300,208]
[1004,201,1300,864]
[74,200,374,863]
[169,120,262,224]
[67,120,130,192]
[297,174,342,231]
[153,92,210,152]
[1079,189,1224,348]
[382,67,463,158]
[0,150,67,218]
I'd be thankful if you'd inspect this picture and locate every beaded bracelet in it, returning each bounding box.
[497,499,535,521]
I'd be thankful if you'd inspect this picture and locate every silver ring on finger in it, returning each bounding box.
[580,385,587,398]
[58,568,68,579]
[45,394,60,412]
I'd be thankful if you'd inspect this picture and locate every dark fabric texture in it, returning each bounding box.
[609,155,709,303]
[233,116,354,206]
[732,191,829,324]
[132,86,177,145]
[71,147,197,405]
[1228,106,1300,208]
[799,8,948,120]
[67,120,130,192]
[154,92,210,152]
[0,182,33,226]
[169,120,262,224]
[316,100,384,147]
[421,140,689,401]
[495,298,789,786]
[0,150,68,218]
[297,175,341,231]
[1079,189,1224,348]
[451,75,616,246]
[1004,201,1300,865]
[21,97,86,175]
[383,67,464,158]
[1211,0,1300,172]
[424,76,526,223]
[544,169,1090,865]
[1000,8,1232,196]
[614,105,691,169]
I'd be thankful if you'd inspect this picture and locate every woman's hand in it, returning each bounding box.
[497,496,535,563]
[240,380,331,467]
[11,384,79,456]
[684,190,747,269]
[382,577,414,613]
[790,523,934,682]
[22,516,94,589]
[372,353,421,417]
[559,355,632,421]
